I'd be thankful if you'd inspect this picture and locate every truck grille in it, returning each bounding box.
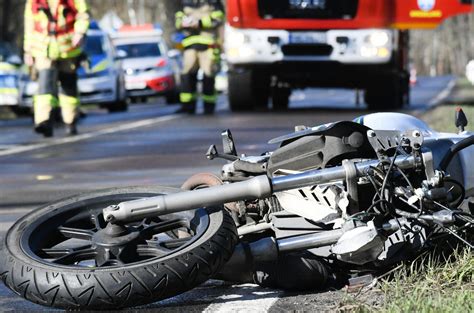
[258,0,358,20]
[281,44,333,56]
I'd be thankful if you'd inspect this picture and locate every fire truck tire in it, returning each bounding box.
[228,69,270,112]
[365,76,404,111]
[272,87,291,111]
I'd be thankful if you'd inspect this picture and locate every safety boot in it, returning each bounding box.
[175,103,196,115]
[204,102,215,115]
[65,123,78,136]
[34,120,53,138]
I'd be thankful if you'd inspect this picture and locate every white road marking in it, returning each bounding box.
[0,114,180,157]
[203,283,282,313]
[429,78,456,107]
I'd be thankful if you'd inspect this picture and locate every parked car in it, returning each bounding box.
[21,22,128,113]
[112,24,180,104]
[0,41,23,113]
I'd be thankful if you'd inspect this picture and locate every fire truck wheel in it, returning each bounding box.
[272,87,291,111]
[228,69,270,112]
[365,77,404,111]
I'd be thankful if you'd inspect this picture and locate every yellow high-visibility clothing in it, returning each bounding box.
[24,0,90,60]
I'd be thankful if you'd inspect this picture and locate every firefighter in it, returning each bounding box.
[175,0,224,114]
[24,0,90,137]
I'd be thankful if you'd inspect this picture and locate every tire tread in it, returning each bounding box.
[0,189,237,310]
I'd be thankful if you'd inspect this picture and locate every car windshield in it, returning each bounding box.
[116,43,162,58]
[84,35,106,55]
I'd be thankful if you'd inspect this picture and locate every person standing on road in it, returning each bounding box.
[24,0,90,137]
[175,0,224,115]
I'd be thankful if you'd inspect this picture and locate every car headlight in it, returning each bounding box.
[368,31,390,47]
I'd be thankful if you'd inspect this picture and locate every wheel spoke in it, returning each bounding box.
[53,247,97,265]
[140,218,190,238]
[136,244,170,258]
[58,226,95,240]
[160,237,192,249]
[39,244,92,259]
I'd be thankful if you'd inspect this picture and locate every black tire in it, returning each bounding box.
[165,90,180,105]
[9,105,32,117]
[228,68,270,112]
[365,76,404,111]
[106,100,128,113]
[253,251,329,291]
[0,186,238,310]
[272,87,291,111]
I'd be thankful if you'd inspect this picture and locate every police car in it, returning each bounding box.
[21,22,128,113]
[0,42,22,111]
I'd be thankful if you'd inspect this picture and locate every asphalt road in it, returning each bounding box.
[0,75,454,311]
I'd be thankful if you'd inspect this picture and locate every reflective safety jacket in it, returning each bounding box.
[24,0,90,60]
[175,0,224,49]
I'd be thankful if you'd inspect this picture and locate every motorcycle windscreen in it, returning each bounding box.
[392,0,473,29]
[257,0,358,20]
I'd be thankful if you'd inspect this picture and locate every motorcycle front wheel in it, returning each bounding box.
[0,186,237,310]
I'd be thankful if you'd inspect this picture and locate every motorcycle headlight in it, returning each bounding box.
[368,31,390,47]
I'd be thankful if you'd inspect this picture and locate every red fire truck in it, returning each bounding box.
[225,0,473,111]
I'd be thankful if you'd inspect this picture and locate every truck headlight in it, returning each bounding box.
[228,46,255,58]
[227,30,249,46]
[360,46,378,58]
[368,31,390,47]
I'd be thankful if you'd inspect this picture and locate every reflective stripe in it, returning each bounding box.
[91,59,109,73]
[34,94,59,108]
[175,11,184,29]
[74,19,90,34]
[202,93,217,103]
[211,10,224,20]
[180,92,196,103]
[24,0,89,60]
[182,35,215,47]
[59,94,80,108]
[0,88,19,95]
[201,16,213,29]
[0,63,18,71]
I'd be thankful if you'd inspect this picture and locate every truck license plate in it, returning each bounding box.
[289,32,327,44]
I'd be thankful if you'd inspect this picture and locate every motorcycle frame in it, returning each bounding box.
[103,154,421,223]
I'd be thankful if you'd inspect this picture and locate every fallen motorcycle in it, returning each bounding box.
[0,112,473,310]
